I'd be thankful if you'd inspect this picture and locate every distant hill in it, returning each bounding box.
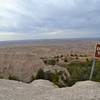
[0,38,100,46]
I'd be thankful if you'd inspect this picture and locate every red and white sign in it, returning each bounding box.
[95,44,100,58]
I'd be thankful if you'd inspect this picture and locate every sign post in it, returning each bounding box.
[89,44,100,80]
[89,58,95,80]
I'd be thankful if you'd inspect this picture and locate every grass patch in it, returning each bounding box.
[67,60,100,86]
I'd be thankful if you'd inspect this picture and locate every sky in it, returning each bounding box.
[0,0,100,41]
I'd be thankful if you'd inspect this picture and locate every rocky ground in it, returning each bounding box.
[0,79,100,100]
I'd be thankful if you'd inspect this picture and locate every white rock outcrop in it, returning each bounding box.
[0,79,100,100]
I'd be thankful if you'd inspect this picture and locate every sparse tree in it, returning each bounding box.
[36,68,45,79]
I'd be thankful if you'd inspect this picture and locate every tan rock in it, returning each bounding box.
[0,79,100,100]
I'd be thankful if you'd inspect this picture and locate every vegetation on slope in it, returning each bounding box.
[35,68,65,87]
[34,59,100,87]
[0,54,100,88]
[65,59,100,86]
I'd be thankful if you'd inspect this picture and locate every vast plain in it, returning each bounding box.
[0,38,100,85]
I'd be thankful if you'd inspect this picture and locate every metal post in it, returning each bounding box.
[89,58,95,80]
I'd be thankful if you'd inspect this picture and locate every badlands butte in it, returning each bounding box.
[0,39,100,100]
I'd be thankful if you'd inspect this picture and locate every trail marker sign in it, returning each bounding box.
[95,44,100,58]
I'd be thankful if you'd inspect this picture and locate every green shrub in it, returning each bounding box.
[70,54,74,57]
[60,55,64,58]
[0,76,3,79]
[43,60,48,64]
[8,75,19,81]
[86,58,89,62]
[56,58,59,62]
[47,59,56,65]
[64,58,68,62]
[75,56,79,59]
[36,68,45,79]
[44,71,59,85]
[35,69,62,87]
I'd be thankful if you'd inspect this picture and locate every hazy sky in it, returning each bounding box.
[0,0,100,40]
